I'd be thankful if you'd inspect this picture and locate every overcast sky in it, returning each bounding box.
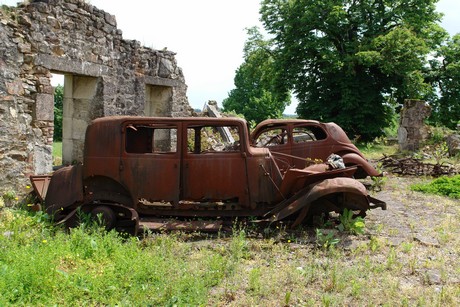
[1,0,459,114]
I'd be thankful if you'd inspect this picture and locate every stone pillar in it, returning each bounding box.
[397,99,431,151]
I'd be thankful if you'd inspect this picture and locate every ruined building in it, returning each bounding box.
[0,0,192,193]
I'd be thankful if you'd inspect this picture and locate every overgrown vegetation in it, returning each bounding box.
[1,182,459,306]
[3,81,456,306]
[411,175,460,198]
[2,134,460,305]
[0,208,245,305]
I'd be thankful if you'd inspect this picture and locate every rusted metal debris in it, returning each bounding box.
[139,219,227,232]
[378,155,458,177]
[29,116,386,235]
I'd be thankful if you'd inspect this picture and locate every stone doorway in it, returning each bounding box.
[144,85,172,117]
[144,84,174,148]
[62,75,102,165]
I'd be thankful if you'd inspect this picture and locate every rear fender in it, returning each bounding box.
[84,176,133,206]
[44,165,84,215]
[271,177,370,221]
[340,152,382,178]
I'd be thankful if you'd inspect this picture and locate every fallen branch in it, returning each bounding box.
[378,155,458,177]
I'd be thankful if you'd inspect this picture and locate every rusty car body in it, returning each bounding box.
[251,119,381,178]
[30,116,385,234]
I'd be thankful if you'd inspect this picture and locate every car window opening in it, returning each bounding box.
[187,125,240,153]
[293,126,327,143]
[126,124,177,153]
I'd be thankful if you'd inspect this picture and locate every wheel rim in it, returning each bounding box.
[91,205,117,230]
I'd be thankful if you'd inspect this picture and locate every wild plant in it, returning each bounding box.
[315,228,340,249]
[337,208,365,235]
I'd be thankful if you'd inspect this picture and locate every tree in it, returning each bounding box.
[53,84,63,141]
[428,34,460,129]
[260,0,446,141]
[223,27,290,124]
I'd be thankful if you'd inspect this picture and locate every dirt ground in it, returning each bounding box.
[366,174,460,284]
[203,173,460,305]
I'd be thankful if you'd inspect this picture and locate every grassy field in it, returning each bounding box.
[1,174,459,306]
[1,140,459,305]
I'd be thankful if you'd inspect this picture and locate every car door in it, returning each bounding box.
[120,121,181,205]
[181,122,250,207]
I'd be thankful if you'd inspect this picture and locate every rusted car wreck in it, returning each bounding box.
[251,119,381,178]
[30,116,386,234]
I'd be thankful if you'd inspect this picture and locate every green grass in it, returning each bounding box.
[53,142,62,166]
[0,209,241,306]
[411,175,460,199]
[1,197,459,306]
[356,141,398,160]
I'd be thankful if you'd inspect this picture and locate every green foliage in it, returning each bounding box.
[223,27,291,123]
[337,209,366,235]
[315,228,340,249]
[2,190,18,207]
[371,173,388,192]
[369,162,387,192]
[53,142,62,166]
[0,208,236,305]
[53,85,63,142]
[410,175,460,199]
[427,34,460,129]
[260,0,446,141]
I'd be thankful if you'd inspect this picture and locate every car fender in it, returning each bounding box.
[340,152,381,178]
[44,164,84,215]
[270,177,370,221]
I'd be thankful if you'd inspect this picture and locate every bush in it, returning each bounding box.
[410,175,460,199]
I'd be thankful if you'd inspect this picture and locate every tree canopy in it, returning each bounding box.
[258,0,447,141]
[222,27,290,124]
[428,34,460,129]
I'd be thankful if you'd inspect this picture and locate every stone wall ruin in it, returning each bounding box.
[0,0,192,194]
[397,99,431,151]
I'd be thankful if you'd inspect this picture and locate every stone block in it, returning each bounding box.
[35,93,54,121]
[446,134,460,157]
[5,79,24,95]
[158,58,173,78]
[33,144,52,175]
[104,12,117,27]
[71,118,89,139]
[398,100,431,152]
